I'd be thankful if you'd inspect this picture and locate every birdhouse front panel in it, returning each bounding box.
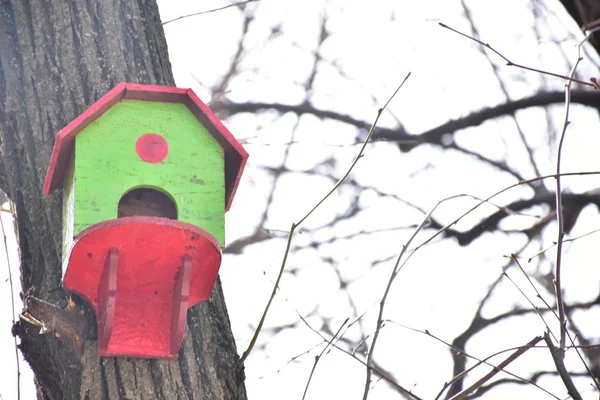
[71,99,225,244]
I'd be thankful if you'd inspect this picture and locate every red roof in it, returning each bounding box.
[43,82,248,211]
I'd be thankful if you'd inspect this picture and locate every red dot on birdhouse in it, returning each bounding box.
[136,133,168,163]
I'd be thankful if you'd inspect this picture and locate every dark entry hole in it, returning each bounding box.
[118,188,177,219]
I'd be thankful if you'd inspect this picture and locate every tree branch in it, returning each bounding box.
[214,90,600,151]
[429,191,600,246]
[544,332,583,400]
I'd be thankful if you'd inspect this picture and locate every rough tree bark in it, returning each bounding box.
[559,0,600,55]
[0,1,246,399]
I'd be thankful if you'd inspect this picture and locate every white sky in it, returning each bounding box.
[4,0,600,399]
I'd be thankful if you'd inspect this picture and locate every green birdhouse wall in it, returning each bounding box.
[71,99,225,240]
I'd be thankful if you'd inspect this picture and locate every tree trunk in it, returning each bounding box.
[559,0,600,56]
[0,1,247,398]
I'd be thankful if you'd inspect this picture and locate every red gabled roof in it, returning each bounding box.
[43,82,248,211]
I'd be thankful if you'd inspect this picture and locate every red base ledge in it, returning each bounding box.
[63,217,222,359]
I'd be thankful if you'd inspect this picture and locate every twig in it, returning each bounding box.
[361,192,494,398]
[502,269,556,341]
[240,72,412,363]
[555,40,584,351]
[525,227,600,262]
[382,321,555,399]
[272,272,421,398]
[544,332,583,400]
[509,255,558,325]
[439,23,595,88]
[513,244,600,391]
[162,1,258,26]
[386,174,599,395]
[417,171,600,252]
[563,314,600,392]
[361,171,600,397]
[437,241,533,397]
[448,336,543,400]
[302,318,348,400]
[502,260,598,393]
[362,195,444,399]
[0,205,19,400]
[459,2,544,179]
[217,91,600,185]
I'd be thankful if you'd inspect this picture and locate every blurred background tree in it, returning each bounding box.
[190,0,600,398]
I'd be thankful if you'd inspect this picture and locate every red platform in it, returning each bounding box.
[64,217,222,358]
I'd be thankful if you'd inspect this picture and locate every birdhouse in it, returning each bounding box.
[43,83,248,359]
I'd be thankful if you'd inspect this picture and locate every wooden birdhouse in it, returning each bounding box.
[43,83,248,359]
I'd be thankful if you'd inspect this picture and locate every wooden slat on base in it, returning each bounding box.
[171,255,192,356]
[98,248,118,352]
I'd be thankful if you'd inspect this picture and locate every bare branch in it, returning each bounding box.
[429,191,600,246]
[162,1,258,26]
[460,2,545,179]
[555,35,586,352]
[218,91,600,142]
[438,22,595,88]
[448,336,542,400]
[302,318,348,400]
[241,73,412,364]
[544,332,583,400]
